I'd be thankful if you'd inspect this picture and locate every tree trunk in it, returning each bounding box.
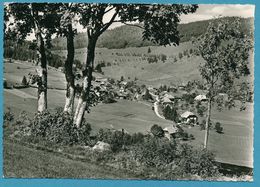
[31,5,47,113]
[203,97,212,149]
[64,24,75,114]
[35,30,47,113]
[74,37,97,127]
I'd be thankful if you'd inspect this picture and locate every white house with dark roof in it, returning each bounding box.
[194,94,207,102]
[181,111,198,124]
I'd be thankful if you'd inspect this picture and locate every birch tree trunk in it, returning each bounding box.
[64,24,75,114]
[73,37,97,127]
[31,4,47,113]
[35,29,47,113]
[203,97,212,149]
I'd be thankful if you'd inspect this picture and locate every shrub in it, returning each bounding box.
[29,108,92,146]
[215,122,223,133]
[142,89,153,101]
[21,76,28,86]
[159,54,167,62]
[150,124,164,138]
[147,47,151,53]
[173,144,220,178]
[130,132,145,144]
[131,136,177,167]
[103,97,116,104]
[97,128,132,152]
[182,132,189,141]
[4,108,14,124]
[178,52,183,59]
[162,105,178,122]
[95,64,103,73]
[200,120,206,130]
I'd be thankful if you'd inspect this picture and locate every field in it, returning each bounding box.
[53,41,254,87]
[53,42,203,86]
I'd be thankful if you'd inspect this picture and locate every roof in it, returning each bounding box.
[164,93,175,100]
[194,94,207,101]
[181,111,197,118]
[163,125,178,134]
[162,97,172,103]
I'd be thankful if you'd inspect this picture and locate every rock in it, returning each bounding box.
[92,141,111,152]
[82,145,92,150]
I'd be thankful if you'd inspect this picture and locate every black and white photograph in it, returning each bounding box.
[3,2,254,181]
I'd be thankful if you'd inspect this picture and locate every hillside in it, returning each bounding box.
[52,40,254,88]
[51,17,254,50]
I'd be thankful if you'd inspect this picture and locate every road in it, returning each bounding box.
[150,92,165,119]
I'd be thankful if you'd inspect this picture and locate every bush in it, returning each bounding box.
[182,132,189,141]
[178,52,183,59]
[215,122,223,133]
[21,76,28,86]
[142,89,153,101]
[4,108,14,123]
[173,145,220,178]
[131,136,177,168]
[200,120,206,130]
[97,128,132,152]
[103,96,117,104]
[162,105,178,122]
[29,108,92,146]
[150,124,164,138]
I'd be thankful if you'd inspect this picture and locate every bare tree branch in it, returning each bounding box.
[104,6,115,14]
[99,9,119,35]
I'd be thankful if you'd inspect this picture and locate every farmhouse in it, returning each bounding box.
[95,76,108,83]
[178,82,186,90]
[194,94,207,102]
[163,124,184,140]
[181,111,198,124]
[161,97,172,106]
[164,93,175,101]
[117,92,129,99]
[219,93,229,101]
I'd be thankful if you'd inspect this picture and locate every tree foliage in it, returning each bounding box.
[193,18,253,148]
[150,124,164,138]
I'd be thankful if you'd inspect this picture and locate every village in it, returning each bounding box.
[77,70,228,141]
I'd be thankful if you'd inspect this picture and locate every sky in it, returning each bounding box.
[180,4,255,24]
[77,4,255,31]
[22,4,255,40]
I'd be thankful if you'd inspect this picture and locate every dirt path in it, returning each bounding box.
[150,93,166,120]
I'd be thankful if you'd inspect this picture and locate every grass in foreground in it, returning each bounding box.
[3,139,137,179]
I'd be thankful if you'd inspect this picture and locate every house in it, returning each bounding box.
[96,76,108,83]
[168,86,177,92]
[163,124,183,140]
[219,93,229,101]
[181,111,198,124]
[161,97,172,106]
[194,94,207,102]
[117,92,128,99]
[178,82,186,90]
[164,93,175,101]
